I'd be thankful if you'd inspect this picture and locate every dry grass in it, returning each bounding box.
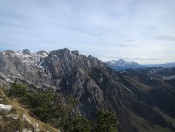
[10,99,59,132]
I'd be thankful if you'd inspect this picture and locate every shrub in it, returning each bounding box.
[7,83,118,132]
[95,110,118,132]
[7,83,31,105]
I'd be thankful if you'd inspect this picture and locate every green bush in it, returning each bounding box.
[95,110,118,132]
[62,114,92,132]
[7,82,31,105]
[8,83,28,98]
[7,83,118,132]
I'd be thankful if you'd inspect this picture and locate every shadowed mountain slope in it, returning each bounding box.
[0,49,175,132]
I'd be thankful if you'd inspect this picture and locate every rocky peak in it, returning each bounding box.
[22,49,31,55]
[71,50,79,56]
[42,48,106,77]
[3,50,15,55]
[36,50,49,57]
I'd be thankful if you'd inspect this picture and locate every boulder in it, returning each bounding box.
[0,104,12,112]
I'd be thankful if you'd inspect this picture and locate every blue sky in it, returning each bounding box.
[0,0,175,64]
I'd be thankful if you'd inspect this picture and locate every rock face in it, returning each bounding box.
[0,48,175,132]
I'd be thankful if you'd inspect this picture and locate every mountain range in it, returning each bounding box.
[106,59,142,71]
[0,48,175,132]
[147,62,175,68]
[107,59,175,71]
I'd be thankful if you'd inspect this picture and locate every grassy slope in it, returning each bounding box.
[123,76,175,132]
[130,107,175,132]
[0,88,59,132]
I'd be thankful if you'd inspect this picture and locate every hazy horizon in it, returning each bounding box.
[0,0,175,64]
[1,47,175,65]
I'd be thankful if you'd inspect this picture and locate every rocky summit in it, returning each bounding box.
[0,48,175,132]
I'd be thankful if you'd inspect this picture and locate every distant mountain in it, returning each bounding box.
[0,49,175,132]
[146,62,175,68]
[107,59,175,71]
[106,59,143,71]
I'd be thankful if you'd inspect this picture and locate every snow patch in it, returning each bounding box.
[11,50,49,68]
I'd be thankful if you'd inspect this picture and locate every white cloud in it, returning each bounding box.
[0,0,175,64]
